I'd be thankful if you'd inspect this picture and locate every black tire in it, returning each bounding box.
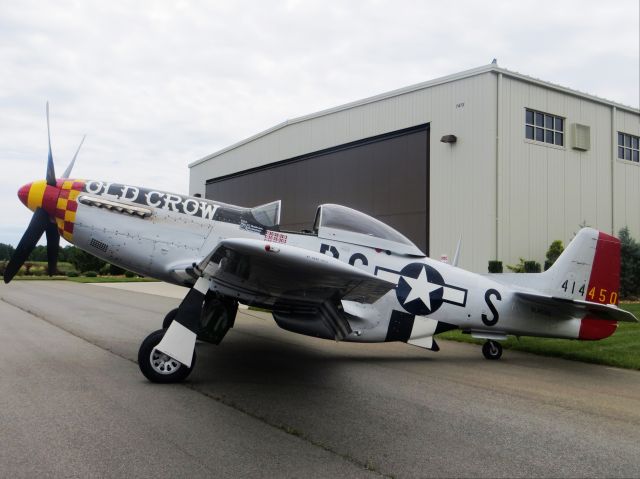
[138,329,195,383]
[162,308,178,329]
[482,340,503,360]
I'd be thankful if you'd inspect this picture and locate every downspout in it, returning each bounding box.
[611,105,616,235]
[495,72,503,260]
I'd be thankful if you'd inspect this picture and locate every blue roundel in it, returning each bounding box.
[396,263,445,316]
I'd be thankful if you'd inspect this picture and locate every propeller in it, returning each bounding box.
[3,103,84,283]
[45,102,56,186]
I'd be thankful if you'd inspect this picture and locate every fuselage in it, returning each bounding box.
[17,178,616,345]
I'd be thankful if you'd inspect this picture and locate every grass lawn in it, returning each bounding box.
[438,303,640,370]
[13,275,158,283]
[67,276,158,283]
[7,260,157,283]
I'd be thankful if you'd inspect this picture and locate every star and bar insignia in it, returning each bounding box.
[375,262,467,316]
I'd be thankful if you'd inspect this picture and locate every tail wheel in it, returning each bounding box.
[482,340,503,360]
[138,329,195,383]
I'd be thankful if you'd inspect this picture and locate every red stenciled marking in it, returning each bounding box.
[578,316,617,340]
[265,230,287,244]
[586,232,620,305]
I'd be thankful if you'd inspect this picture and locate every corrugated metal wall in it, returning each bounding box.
[206,126,430,253]
[498,76,640,266]
[192,72,499,272]
[190,68,639,272]
[614,109,640,236]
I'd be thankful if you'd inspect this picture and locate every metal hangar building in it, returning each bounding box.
[189,64,640,273]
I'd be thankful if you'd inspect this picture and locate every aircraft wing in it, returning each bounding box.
[514,291,638,323]
[203,238,396,308]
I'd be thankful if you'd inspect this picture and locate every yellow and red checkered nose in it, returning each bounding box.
[17,180,60,215]
[17,179,85,242]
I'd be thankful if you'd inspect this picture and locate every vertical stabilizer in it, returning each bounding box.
[543,228,620,305]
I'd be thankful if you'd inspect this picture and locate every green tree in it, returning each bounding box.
[58,245,76,262]
[28,245,48,261]
[67,248,107,273]
[0,243,15,261]
[618,227,640,299]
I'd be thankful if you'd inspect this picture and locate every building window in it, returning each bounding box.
[618,132,640,163]
[525,108,564,146]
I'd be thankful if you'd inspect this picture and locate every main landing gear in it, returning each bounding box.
[138,329,195,383]
[482,340,503,360]
[138,290,238,383]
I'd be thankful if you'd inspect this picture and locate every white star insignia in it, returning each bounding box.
[402,266,443,311]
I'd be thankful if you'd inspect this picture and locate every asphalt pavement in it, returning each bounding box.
[1,281,639,478]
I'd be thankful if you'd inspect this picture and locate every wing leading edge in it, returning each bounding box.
[205,238,395,308]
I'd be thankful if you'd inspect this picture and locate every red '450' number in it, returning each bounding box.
[587,287,618,304]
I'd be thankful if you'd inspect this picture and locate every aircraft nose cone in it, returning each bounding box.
[18,183,31,207]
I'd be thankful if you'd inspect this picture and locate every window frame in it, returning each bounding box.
[525,108,565,147]
[617,132,640,163]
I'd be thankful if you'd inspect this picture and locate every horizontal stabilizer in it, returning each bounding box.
[515,291,638,323]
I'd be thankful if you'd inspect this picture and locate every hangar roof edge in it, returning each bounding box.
[189,63,640,168]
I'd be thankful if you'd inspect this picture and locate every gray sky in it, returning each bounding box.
[1,0,638,246]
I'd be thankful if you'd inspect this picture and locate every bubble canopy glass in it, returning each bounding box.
[313,204,425,256]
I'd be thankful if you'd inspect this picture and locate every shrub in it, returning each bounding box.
[23,262,34,275]
[66,271,79,277]
[488,260,503,273]
[84,271,98,278]
[619,227,640,299]
[544,240,564,271]
[524,261,541,273]
[124,271,135,278]
[507,258,541,273]
[506,258,526,273]
[109,264,126,275]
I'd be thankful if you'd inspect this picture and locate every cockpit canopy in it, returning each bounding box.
[313,204,425,256]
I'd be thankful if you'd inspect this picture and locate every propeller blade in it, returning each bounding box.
[45,102,56,186]
[45,220,60,276]
[62,135,86,179]
[4,208,50,283]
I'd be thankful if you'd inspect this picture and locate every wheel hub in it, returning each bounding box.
[150,348,181,375]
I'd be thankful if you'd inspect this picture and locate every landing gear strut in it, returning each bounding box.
[138,288,238,383]
[482,340,503,360]
[162,308,178,329]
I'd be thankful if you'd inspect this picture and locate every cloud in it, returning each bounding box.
[0,0,638,245]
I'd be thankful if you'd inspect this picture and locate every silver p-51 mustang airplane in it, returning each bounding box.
[5,106,637,383]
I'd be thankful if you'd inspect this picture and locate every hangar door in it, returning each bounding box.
[206,124,430,253]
